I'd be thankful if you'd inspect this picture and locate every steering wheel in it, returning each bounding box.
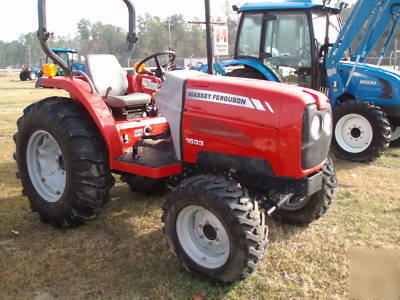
[135,51,176,80]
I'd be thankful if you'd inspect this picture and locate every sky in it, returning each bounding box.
[0,0,357,42]
[0,0,231,42]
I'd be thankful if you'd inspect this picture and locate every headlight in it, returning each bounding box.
[323,113,332,136]
[302,104,332,170]
[310,115,321,140]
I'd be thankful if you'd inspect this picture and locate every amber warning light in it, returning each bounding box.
[41,64,58,78]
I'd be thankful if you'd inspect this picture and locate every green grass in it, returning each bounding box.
[0,77,399,299]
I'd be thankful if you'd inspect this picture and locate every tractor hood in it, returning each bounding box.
[338,61,400,104]
[157,70,330,177]
[182,72,326,130]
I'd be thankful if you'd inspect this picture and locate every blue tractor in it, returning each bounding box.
[47,48,86,75]
[211,0,400,161]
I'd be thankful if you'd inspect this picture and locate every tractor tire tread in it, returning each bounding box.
[226,68,266,80]
[273,158,338,226]
[332,100,390,162]
[162,174,268,283]
[14,97,114,227]
[121,174,168,196]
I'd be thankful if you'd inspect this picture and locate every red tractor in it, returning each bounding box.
[14,0,337,283]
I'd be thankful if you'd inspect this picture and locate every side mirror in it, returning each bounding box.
[323,0,332,7]
[339,2,348,12]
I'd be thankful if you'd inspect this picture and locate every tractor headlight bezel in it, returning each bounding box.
[302,104,332,170]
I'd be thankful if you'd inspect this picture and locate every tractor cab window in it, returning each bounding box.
[262,12,312,87]
[68,52,78,64]
[237,13,263,58]
[329,14,341,43]
[313,13,328,48]
[312,12,341,50]
[53,51,77,67]
[55,52,68,64]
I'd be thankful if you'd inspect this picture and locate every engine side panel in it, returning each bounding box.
[181,75,317,178]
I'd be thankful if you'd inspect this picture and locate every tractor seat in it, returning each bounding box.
[85,54,151,108]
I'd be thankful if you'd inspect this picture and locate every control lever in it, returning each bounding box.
[104,87,112,99]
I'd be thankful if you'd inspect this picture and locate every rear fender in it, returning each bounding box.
[36,77,122,159]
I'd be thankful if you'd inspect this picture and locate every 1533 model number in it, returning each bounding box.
[186,138,204,147]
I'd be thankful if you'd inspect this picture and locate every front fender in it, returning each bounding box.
[36,77,122,160]
[220,58,280,82]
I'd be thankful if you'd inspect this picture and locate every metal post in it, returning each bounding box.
[27,46,32,69]
[168,21,172,50]
[204,0,213,74]
[395,39,398,70]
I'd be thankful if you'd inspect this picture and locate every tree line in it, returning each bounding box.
[0,9,239,69]
[2,2,395,70]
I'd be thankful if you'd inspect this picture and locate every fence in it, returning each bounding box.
[364,56,399,71]
[0,68,20,77]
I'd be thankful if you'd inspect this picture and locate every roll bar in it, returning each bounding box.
[37,0,137,75]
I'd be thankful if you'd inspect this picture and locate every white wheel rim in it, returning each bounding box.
[176,205,230,269]
[390,127,400,142]
[26,130,66,203]
[335,114,373,153]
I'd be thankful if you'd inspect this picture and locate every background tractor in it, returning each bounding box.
[19,67,41,81]
[19,44,41,81]
[49,48,86,75]
[19,48,84,80]
[207,0,400,160]
[13,0,337,283]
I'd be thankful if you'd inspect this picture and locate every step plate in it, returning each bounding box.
[116,139,179,168]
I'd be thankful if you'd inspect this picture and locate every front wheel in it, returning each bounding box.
[273,158,338,226]
[28,71,37,80]
[332,100,391,162]
[390,126,400,147]
[162,175,268,283]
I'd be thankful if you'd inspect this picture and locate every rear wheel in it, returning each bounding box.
[332,100,390,162]
[273,158,337,226]
[121,174,167,195]
[162,175,268,283]
[14,97,114,227]
[226,68,266,80]
[19,71,29,81]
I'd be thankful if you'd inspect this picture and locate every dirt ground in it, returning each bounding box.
[0,76,399,299]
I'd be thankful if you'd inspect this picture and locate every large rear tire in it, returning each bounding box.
[14,97,114,227]
[162,175,268,283]
[273,158,338,226]
[121,174,167,195]
[226,68,266,80]
[332,100,390,162]
[19,71,29,81]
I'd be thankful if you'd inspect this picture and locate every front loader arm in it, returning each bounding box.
[325,0,400,100]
